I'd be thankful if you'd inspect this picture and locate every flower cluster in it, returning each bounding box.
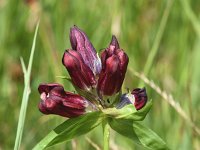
[38,26,148,118]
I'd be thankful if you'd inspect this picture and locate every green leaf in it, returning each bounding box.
[56,76,72,82]
[103,100,152,121]
[33,111,103,149]
[109,118,169,150]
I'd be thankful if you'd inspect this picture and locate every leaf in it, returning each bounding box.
[33,111,103,149]
[103,100,152,121]
[109,118,169,150]
[56,76,72,82]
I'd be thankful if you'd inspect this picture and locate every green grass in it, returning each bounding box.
[14,21,39,150]
[0,0,200,149]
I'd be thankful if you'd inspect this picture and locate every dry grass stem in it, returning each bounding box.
[130,68,200,136]
[85,136,102,150]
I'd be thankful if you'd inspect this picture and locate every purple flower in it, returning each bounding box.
[38,83,91,118]
[97,36,129,96]
[132,88,148,110]
[70,26,101,75]
[116,88,148,110]
[62,50,96,90]
[39,26,144,114]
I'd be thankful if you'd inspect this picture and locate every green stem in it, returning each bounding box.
[102,119,110,150]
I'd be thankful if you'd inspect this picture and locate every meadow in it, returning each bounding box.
[0,0,200,149]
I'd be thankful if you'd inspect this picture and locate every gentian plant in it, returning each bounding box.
[34,26,168,150]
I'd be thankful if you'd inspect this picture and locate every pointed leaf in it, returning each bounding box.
[33,111,103,149]
[56,76,72,82]
[109,118,169,150]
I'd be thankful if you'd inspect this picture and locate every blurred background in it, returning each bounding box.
[0,0,200,149]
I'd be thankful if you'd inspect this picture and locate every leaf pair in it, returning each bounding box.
[108,118,169,150]
[33,100,169,150]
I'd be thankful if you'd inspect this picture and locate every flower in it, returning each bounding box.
[70,25,101,75]
[38,83,93,118]
[62,49,96,90]
[63,28,129,107]
[97,35,129,96]
[38,26,147,118]
[132,88,148,110]
[116,88,148,110]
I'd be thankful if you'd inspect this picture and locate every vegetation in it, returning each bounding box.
[0,0,199,149]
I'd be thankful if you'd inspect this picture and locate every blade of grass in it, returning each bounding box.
[14,21,39,150]
[139,0,174,86]
[181,0,200,38]
[20,57,27,75]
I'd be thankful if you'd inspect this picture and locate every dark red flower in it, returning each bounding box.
[97,36,129,96]
[116,88,147,110]
[70,26,101,75]
[38,83,91,118]
[62,50,96,90]
[132,88,148,110]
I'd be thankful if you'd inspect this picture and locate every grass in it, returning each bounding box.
[14,21,39,150]
[0,0,200,149]
[141,0,174,82]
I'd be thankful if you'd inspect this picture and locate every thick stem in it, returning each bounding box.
[102,119,110,150]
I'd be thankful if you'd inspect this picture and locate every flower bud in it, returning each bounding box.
[70,26,101,75]
[97,55,121,96]
[97,35,129,96]
[116,88,148,110]
[62,50,96,90]
[109,35,120,52]
[38,83,94,118]
[132,88,148,110]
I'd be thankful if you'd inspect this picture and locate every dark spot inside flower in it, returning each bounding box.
[107,98,110,103]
